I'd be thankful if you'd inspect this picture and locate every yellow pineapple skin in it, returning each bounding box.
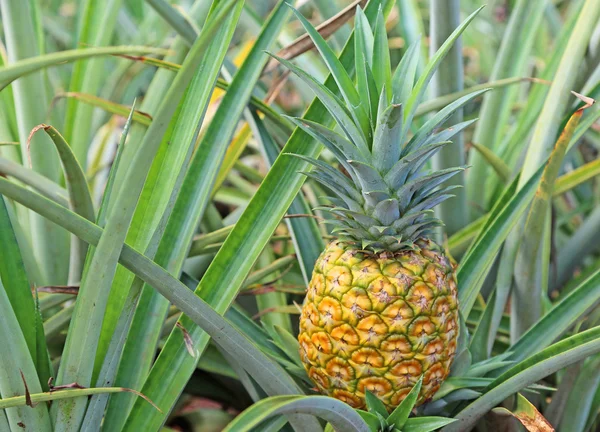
[298,239,459,410]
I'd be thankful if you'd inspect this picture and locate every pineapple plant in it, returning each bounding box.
[271,5,484,411]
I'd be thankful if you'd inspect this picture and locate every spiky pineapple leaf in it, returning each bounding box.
[372,7,392,102]
[270,53,369,155]
[354,7,374,122]
[391,39,421,107]
[365,390,388,418]
[285,116,369,163]
[404,89,489,154]
[356,410,381,431]
[372,101,403,173]
[402,417,457,432]
[388,376,422,429]
[404,6,485,123]
[290,6,370,139]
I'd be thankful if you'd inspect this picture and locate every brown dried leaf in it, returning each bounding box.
[263,0,367,74]
[493,394,554,432]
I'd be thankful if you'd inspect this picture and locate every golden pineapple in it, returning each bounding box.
[299,240,458,410]
[274,5,481,410]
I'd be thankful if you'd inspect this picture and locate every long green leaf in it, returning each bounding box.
[518,0,600,187]
[443,326,600,431]
[512,100,587,337]
[62,0,124,168]
[0,157,68,207]
[466,0,546,216]
[29,125,95,284]
[0,46,168,88]
[506,269,600,364]
[102,3,246,429]
[0,279,51,431]
[222,396,368,432]
[429,0,466,236]
[123,2,311,430]
[0,0,68,285]
[458,164,544,316]
[0,176,304,401]
[51,2,240,428]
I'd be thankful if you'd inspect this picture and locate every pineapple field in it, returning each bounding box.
[0,0,600,431]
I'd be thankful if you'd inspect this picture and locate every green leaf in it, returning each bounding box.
[51,1,240,428]
[457,163,544,317]
[372,7,391,102]
[59,93,152,126]
[29,124,95,284]
[445,326,600,431]
[391,39,420,108]
[372,103,403,173]
[403,416,457,432]
[404,7,484,125]
[469,143,510,183]
[0,46,168,89]
[559,354,600,432]
[356,409,381,431]
[222,396,369,432]
[0,0,68,285]
[365,390,388,418]
[290,6,370,139]
[0,177,305,406]
[466,0,547,214]
[388,376,422,428]
[254,114,324,284]
[0,278,51,431]
[62,0,124,168]
[518,1,600,188]
[513,101,588,338]
[505,268,600,365]
[0,198,38,363]
[0,157,68,207]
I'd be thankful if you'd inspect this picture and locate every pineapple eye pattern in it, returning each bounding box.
[299,240,459,410]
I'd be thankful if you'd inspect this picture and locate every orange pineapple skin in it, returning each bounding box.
[298,239,459,410]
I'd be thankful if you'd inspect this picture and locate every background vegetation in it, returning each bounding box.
[0,0,599,430]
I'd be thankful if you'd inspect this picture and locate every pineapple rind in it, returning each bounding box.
[299,238,459,410]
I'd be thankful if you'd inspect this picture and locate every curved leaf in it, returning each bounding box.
[222,396,369,432]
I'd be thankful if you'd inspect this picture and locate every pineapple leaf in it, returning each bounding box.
[404,89,489,155]
[408,190,458,214]
[421,118,477,148]
[396,167,466,211]
[372,102,403,173]
[366,60,382,131]
[372,7,392,102]
[268,53,370,155]
[301,171,362,212]
[402,416,458,432]
[289,6,371,139]
[404,6,485,124]
[388,376,423,429]
[348,160,388,192]
[285,116,369,163]
[391,39,421,108]
[355,8,373,122]
[384,142,451,190]
[373,199,400,226]
[355,409,381,431]
[365,390,389,418]
[291,154,362,202]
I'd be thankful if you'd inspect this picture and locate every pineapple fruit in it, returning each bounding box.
[272,5,483,410]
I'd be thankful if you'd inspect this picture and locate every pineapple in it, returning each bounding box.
[273,5,484,410]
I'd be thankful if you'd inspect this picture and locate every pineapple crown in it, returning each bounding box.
[272,4,486,252]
